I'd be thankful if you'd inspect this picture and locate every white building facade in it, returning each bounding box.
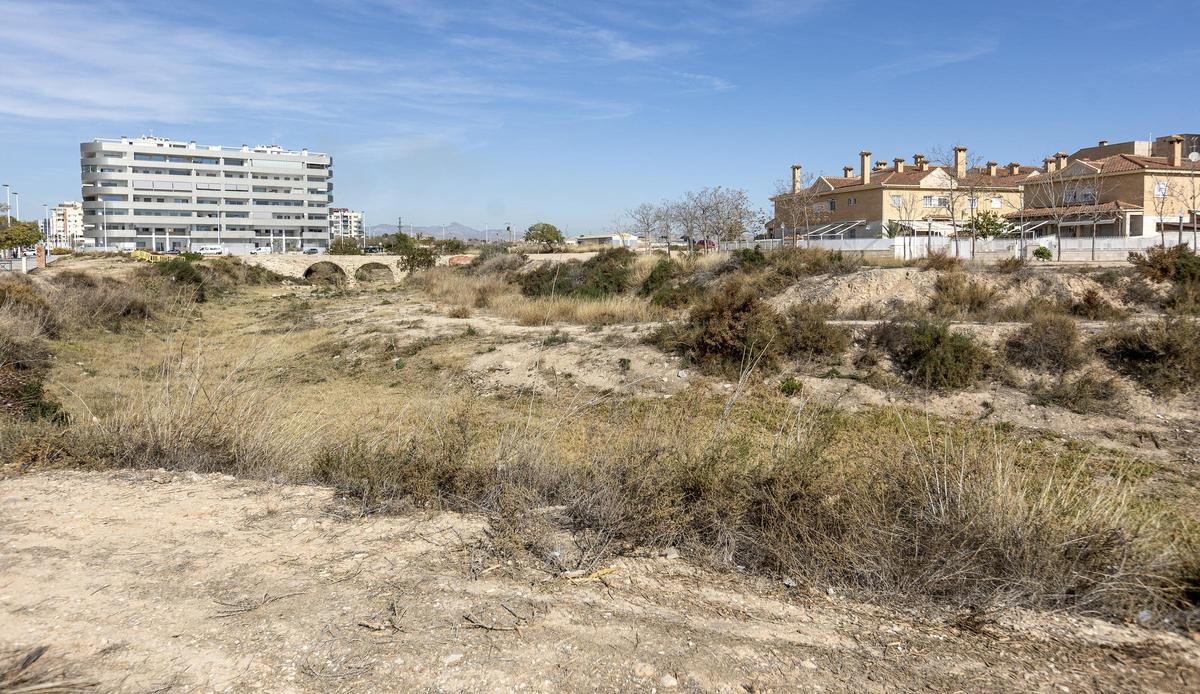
[329,208,364,241]
[47,201,85,248]
[79,136,333,254]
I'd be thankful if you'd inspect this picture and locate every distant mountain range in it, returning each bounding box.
[366,222,518,242]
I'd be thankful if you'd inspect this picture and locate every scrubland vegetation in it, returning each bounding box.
[2,247,1199,630]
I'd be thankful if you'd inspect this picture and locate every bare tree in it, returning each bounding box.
[1149,176,1179,247]
[887,190,925,259]
[627,202,660,252]
[772,175,825,247]
[930,145,986,258]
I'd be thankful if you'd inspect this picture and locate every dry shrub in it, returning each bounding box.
[1095,318,1200,395]
[921,251,963,272]
[1031,371,1126,414]
[447,305,471,319]
[1129,243,1200,284]
[871,320,988,389]
[783,303,850,360]
[309,397,1190,617]
[655,280,785,375]
[768,246,862,280]
[495,294,668,326]
[993,256,1028,274]
[48,349,324,478]
[1070,288,1125,321]
[1005,314,1087,373]
[929,273,998,318]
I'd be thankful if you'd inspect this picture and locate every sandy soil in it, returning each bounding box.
[3,470,1198,692]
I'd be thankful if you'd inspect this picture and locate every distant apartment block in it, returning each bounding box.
[47,201,84,248]
[329,208,364,240]
[770,146,1040,240]
[79,136,333,254]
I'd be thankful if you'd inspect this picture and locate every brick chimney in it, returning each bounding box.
[860,150,872,185]
[1008,162,1021,176]
[953,146,967,177]
[842,166,854,178]
[874,159,888,172]
[1098,140,1109,147]
[791,164,803,194]
[1168,135,1184,166]
[1044,157,1056,173]
[894,157,905,174]
[914,154,928,172]
[986,161,997,177]
[1055,151,1068,170]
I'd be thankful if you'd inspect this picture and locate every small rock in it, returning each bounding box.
[1137,609,1154,625]
[800,659,818,670]
[677,370,688,379]
[782,577,797,588]
[659,674,678,688]
[663,547,681,560]
[443,653,464,666]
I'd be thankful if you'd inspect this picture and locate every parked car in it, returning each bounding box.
[250,246,273,255]
[364,246,383,254]
[162,249,182,255]
[302,247,320,255]
[21,249,37,258]
[195,245,225,256]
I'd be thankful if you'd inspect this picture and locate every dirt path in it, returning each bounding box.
[2,470,1197,692]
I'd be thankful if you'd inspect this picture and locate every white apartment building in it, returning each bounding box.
[47,201,85,248]
[329,208,364,240]
[79,136,333,254]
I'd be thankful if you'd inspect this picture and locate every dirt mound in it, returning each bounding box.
[770,267,1128,317]
[2,470,1197,692]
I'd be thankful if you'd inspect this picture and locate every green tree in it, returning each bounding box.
[329,237,363,255]
[385,231,437,272]
[968,210,1007,238]
[0,220,42,250]
[524,222,563,252]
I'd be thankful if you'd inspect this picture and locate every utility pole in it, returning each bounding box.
[3,184,9,226]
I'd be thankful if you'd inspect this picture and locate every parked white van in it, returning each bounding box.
[250,246,273,255]
[195,245,226,256]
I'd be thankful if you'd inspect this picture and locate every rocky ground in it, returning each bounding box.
[2,470,1198,692]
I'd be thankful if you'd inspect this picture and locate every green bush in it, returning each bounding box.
[1005,314,1087,373]
[639,258,676,296]
[654,280,785,376]
[872,320,988,389]
[1094,318,1200,395]
[1033,246,1053,261]
[783,303,851,360]
[520,248,636,299]
[779,377,803,396]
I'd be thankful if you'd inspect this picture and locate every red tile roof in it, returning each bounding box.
[812,164,1039,192]
[1004,200,1143,219]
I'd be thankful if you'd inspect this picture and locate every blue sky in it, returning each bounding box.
[1,0,1197,232]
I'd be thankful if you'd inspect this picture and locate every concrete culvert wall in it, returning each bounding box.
[354,262,394,284]
[303,261,347,285]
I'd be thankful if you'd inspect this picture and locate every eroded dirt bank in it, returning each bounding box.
[2,470,1197,692]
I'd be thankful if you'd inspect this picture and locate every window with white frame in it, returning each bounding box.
[923,195,949,208]
[990,197,1002,209]
[829,199,837,211]
[847,196,856,206]
[890,194,903,208]
[1155,181,1170,198]
[968,197,978,209]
